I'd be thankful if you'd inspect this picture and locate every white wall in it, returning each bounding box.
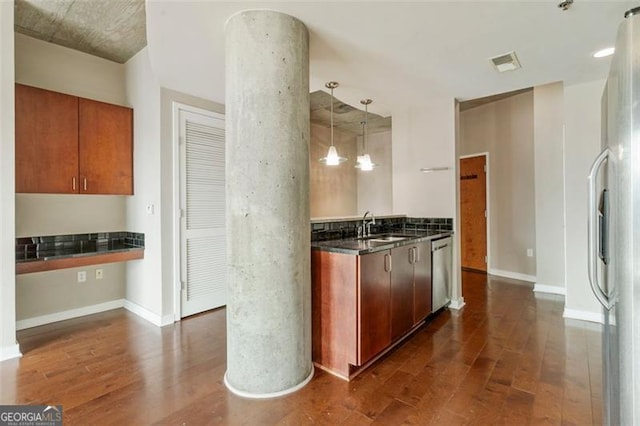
[533,82,566,293]
[392,99,463,308]
[13,34,128,322]
[15,33,125,105]
[124,48,165,322]
[0,1,19,361]
[357,130,393,215]
[563,79,606,320]
[125,46,225,325]
[392,99,456,218]
[459,91,536,278]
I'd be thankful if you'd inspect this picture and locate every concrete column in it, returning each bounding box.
[224,10,312,398]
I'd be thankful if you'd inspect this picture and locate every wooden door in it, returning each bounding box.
[390,245,415,341]
[15,84,79,193]
[413,242,432,324]
[460,155,487,271]
[79,98,133,194]
[358,250,391,365]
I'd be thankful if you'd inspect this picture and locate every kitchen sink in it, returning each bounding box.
[367,235,408,243]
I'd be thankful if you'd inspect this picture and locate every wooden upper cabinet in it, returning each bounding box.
[79,98,133,195]
[15,84,134,195]
[15,84,79,193]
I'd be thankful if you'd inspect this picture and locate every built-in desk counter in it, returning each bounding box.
[16,232,144,274]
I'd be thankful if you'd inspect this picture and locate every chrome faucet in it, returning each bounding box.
[362,211,376,237]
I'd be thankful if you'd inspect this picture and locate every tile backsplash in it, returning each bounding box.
[16,231,145,261]
[311,217,453,242]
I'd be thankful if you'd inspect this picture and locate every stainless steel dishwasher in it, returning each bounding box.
[431,236,452,312]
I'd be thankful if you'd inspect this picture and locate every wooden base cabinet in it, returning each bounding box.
[15,84,133,195]
[312,244,434,380]
[390,245,415,341]
[312,250,358,379]
[359,250,391,364]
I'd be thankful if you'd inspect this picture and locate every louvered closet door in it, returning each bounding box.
[179,108,226,317]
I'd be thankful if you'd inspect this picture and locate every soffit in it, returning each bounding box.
[14,0,146,64]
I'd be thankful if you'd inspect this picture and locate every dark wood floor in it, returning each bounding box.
[0,271,603,425]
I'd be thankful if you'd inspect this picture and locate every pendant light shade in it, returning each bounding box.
[320,81,347,166]
[325,145,341,166]
[357,154,374,171]
[355,98,377,171]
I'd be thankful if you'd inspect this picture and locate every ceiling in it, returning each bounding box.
[14,1,635,117]
[14,0,146,63]
[145,1,635,117]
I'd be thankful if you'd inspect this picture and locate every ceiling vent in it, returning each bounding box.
[490,51,522,73]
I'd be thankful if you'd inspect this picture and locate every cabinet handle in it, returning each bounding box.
[83,178,87,191]
[72,177,76,191]
[388,254,392,272]
[415,246,420,262]
[384,254,390,272]
[409,248,415,264]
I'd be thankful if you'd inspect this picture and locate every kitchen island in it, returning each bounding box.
[312,230,452,380]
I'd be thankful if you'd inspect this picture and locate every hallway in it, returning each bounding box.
[0,271,602,424]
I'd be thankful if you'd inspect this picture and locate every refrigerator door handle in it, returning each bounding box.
[588,147,612,310]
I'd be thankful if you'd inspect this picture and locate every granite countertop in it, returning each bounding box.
[311,231,453,255]
[16,232,144,263]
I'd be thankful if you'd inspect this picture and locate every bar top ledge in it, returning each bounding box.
[16,232,144,275]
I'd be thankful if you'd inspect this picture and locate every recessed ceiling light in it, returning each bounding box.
[593,47,615,58]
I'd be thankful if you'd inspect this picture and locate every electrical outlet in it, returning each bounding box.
[146,204,155,215]
[78,271,87,283]
[95,269,103,280]
[527,248,534,257]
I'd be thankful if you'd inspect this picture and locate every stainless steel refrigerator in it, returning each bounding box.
[588,6,640,425]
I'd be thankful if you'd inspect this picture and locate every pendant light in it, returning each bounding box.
[356,98,376,171]
[320,81,347,166]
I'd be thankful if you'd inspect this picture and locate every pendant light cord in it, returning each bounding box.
[364,102,368,152]
[360,99,373,155]
[330,86,334,148]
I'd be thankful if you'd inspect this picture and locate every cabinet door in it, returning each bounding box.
[79,98,133,195]
[358,250,391,365]
[390,245,416,341]
[15,84,79,193]
[413,242,432,324]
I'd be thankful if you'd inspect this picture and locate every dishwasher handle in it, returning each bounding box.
[432,237,451,252]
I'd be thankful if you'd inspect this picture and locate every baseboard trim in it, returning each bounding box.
[123,300,174,327]
[16,299,125,331]
[534,284,566,296]
[488,268,536,283]
[449,297,465,310]
[1,344,22,362]
[563,308,604,324]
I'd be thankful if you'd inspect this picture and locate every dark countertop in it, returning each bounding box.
[16,232,144,263]
[16,242,143,263]
[311,231,453,255]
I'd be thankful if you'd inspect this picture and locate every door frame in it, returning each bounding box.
[459,152,491,271]
[172,102,226,321]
